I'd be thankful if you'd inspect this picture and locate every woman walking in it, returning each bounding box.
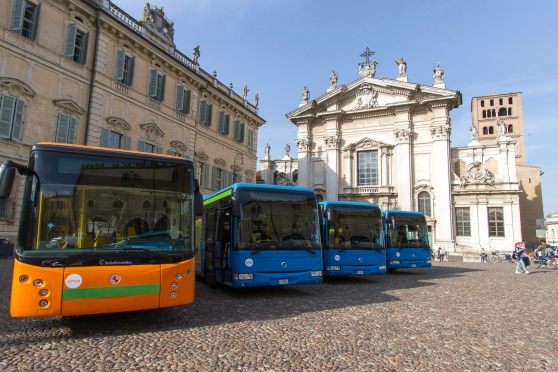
[515,242,529,274]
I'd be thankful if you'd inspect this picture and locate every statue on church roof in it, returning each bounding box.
[243,86,248,101]
[254,93,259,108]
[433,62,444,83]
[285,144,291,157]
[192,45,200,64]
[470,125,479,142]
[497,119,507,137]
[329,70,338,87]
[395,57,407,76]
[302,86,310,102]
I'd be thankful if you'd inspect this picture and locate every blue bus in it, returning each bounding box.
[382,210,431,270]
[196,184,323,288]
[319,201,386,276]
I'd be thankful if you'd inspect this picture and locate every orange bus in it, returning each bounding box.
[0,143,202,317]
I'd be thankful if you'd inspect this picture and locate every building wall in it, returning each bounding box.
[0,0,264,240]
[516,165,544,247]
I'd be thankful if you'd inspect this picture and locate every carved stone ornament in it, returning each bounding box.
[214,158,226,168]
[429,125,450,139]
[352,83,379,110]
[459,161,495,188]
[141,2,175,44]
[170,140,187,154]
[295,138,312,152]
[194,150,209,161]
[275,172,294,186]
[324,136,340,148]
[140,122,165,141]
[394,128,412,142]
[106,117,131,132]
[0,77,35,100]
[53,99,85,118]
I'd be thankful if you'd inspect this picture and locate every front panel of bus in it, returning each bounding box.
[383,211,431,269]
[200,185,323,288]
[10,144,197,317]
[320,202,386,276]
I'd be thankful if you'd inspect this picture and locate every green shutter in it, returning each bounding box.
[157,146,162,154]
[234,119,240,141]
[211,166,218,189]
[176,86,184,111]
[159,75,166,101]
[115,50,126,80]
[148,70,158,97]
[0,95,16,139]
[68,117,76,144]
[207,104,213,126]
[203,163,210,187]
[240,122,245,143]
[31,3,41,40]
[184,90,191,114]
[225,114,230,135]
[11,99,24,141]
[124,135,131,150]
[138,139,145,152]
[100,128,110,147]
[65,23,77,58]
[228,172,234,186]
[167,149,174,155]
[11,0,24,34]
[128,57,135,86]
[81,32,89,64]
[223,170,229,187]
[218,111,225,133]
[56,114,70,143]
[199,100,207,124]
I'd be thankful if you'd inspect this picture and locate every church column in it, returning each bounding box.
[295,124,312,188]
[324,133,340,200]
[430,108,455,250]
[394,109,413,210]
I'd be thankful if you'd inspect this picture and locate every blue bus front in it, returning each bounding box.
[382,210,431,270]
[320,201,386,276]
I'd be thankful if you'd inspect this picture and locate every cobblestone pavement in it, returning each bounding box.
[0,258,557,371]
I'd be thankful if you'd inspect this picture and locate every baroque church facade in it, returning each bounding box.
[261,54,531,254]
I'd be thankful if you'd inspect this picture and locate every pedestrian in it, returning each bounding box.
[437,246,445,261]
[480,247,487,263]
[515,242,529,274]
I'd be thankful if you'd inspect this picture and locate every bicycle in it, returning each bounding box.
[531,255,557,270]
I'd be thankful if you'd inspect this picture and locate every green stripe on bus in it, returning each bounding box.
[62,284,160,300]
[204,188,232,205]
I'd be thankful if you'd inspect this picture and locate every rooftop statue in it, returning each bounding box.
[395,57,407,76]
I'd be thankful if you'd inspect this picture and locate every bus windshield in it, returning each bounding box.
[17,149,195,261]
[236,189,320,251]
[387,217,429,248]
[326,209,383,250]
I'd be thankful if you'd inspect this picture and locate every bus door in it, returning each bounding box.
[214,207,232,284]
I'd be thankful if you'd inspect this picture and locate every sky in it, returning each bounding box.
[115,0,558,215]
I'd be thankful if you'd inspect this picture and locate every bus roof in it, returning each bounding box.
[381,210,426,218]
[203,183,316,205]
[319,200,380,209]
[32,142,192,163]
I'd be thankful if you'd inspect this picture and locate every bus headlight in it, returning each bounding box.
[311,270,323,277]
[39,289,49,296]
[390,260,401,265]
[326,266,341,271]
[379,265,386,270]
[170,291,177,298]
[19,275,29,283]
[175,273,183,280]
[39,300,48,307]
[33,279,43,287]
[235,273,254,280]
[170,282,177,288]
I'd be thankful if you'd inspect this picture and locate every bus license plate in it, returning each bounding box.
[411,264,417,267]
[278,279,288,285]
[356,270,364,275]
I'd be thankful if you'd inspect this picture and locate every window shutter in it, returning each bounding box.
[199,100,207,124]
[56,114,70,143]
[11,99,24,141]
[211,166,218,189]
[176,85,184,111]
[100,128,110,147]
[148,70,158,97]
[31,3,41,40]
[184,90,191,114]
[248,129,254,148]
[238,175,243,183]
[192,160,198,178]
[0,95,16,139]
[81,32,89,64]
[225,114,230,135]
[128,57,135,86]
[206,104,213,126]
[124,135,131,150]
[11,0,24,34]
[228,172,234,186]
[223,170,229,187]
[167,149,174,155]
[159,75,166,101]
[68,117,76,144]
[240,122,245,142]
[115,50,126,80]
[218,111,225,133]
[203,163,210,187]
[65,23,77,58]
[157,146,162,154]
[138,139,145,152]
[234,119,240,141]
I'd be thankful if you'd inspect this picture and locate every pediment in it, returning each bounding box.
[195,150,209,161]
[106,116,131,132]
[140,122,165,139]
[170,140,187,153]
[342,137,392,152]
[0,77,36,99]
[53,99,85,117]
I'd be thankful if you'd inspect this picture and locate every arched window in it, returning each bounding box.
[482,110,486,118]
[489,126,494,134]
[418,191,431,217]
[498,108,507,117]
[491,109,496,117]
[507,125,513,133]
[487,110,491,118]
[508,107,512,115]
[483,127,488,135]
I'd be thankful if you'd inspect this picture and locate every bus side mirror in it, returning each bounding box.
[0,161,16,199]
[193,179,203,216]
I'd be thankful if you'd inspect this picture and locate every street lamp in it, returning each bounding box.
[233,153,245,183]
